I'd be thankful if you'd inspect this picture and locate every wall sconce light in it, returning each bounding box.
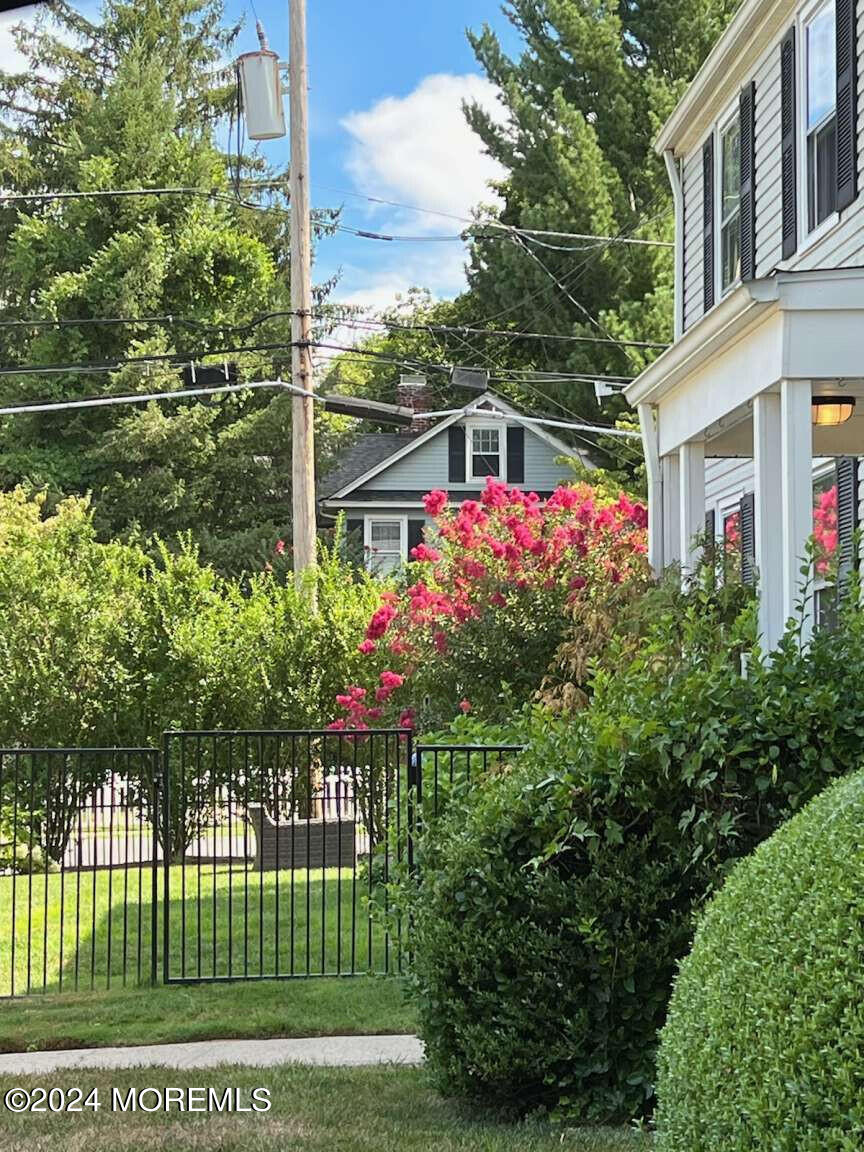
[811,396,856,426]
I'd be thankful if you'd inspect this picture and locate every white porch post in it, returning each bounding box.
[753,392,784,647]
[780,378,813,638]
[661,452,681,567]
[638,403,663,574]
[679,439,705,578]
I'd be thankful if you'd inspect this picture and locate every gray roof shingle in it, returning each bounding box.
[318,433,420,500]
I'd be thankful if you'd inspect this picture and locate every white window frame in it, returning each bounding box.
[715,101,743,299]
[363,515,408,574]
[465,420,507,482]
[798,0,840,248]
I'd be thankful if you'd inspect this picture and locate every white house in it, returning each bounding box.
[626,0,864,646]
[319,380,588,574]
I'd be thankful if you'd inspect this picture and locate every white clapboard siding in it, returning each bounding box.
[680,3,864,321]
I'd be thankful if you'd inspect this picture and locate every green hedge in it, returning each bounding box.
[406,754,696,1123]
[657,767,864,1152]
[404,578,864,1122]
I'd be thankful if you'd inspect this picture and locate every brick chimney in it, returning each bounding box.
[395,373,436,434]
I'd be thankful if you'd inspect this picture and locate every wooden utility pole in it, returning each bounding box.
[289,0,317,603]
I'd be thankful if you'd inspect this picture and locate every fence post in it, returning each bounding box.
[150,749,160,987]
[162,732,171,986]
[406,732,417,879]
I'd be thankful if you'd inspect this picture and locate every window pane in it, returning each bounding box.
[721,121,741,220]
[472,428,499,453]
[812,475,838,578]
[721,213,741,291]
[808,116,838,230]
[370,521,401,548]
[807,4,836,130]
[472,453,500,477]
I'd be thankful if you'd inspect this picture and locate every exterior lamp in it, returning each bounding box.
[811,396,856,427]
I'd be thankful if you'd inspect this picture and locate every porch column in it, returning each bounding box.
[661,452,681,567]
[679,439,705,578]
[780,378,813,638]
[753,392,784,647]
[638,403,663,574]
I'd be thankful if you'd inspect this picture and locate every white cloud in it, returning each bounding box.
[335,73,507,315]
[341,72,506,234]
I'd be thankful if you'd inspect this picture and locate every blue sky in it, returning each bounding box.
[0,1,520,313]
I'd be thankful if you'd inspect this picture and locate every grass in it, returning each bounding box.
[0,861,413,1053]
[0,865,400,996]
[0,1066,651,1152]
[0,975,415,1053]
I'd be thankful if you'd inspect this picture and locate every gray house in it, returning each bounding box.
[319,384,588,575]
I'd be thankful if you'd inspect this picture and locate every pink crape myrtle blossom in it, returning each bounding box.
[332,476,649,729]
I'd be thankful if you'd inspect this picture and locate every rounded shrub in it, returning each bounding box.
[406,754,698,1123]
[657,767,864,1152]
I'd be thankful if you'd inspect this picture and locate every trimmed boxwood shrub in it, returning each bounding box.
[657,766,864,1152]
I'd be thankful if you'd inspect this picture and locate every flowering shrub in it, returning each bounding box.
[812,481,838,576]
[331,478,649,730]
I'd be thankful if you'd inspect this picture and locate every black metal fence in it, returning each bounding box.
[0,733,523,999]
[162,729,411,983]
[0,748,160,998]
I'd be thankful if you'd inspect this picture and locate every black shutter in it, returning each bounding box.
[781,27,798,259]
[506,425,525,483]
[703,136,715,312]
[740,492,756,585]
[346,518,364,565]
[407,519,425,557]
[836,456,859,590]
[448,425,466,483]
[740,81,757,281]
[705,508,717,570]
[836,0,858,211]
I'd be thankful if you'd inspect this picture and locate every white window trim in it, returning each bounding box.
[465,420,507,482]
[363,515,408,573]
[797,0,840,251]
[715,100,743,300]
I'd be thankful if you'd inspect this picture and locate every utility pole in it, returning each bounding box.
[289,0,317,604]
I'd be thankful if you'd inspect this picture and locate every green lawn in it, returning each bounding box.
[0,1066,651,1152]
[0,865,400,996]
[0,976,414,1052]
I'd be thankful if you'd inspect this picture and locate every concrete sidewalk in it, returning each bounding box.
[0,1034,424,1076]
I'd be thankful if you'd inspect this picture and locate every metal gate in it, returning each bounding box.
[161,729,412,983]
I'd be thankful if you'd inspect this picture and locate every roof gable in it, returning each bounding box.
[323,391,587,502]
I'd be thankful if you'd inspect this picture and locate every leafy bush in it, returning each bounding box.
[656,767,864,1152]
[406,750,694,1124]
[331,478,650,731]
[404,574,864,1123]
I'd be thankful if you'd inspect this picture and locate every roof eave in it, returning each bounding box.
[655,0,793,157]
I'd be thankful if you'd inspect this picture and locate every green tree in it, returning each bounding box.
[451,0,739,455]
[0,0,340,571]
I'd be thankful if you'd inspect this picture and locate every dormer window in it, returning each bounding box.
[719,115,742,293]
[805,0,838,232]
[469,426,501,478]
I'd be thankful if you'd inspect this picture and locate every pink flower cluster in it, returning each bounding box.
[334,476,648,729]
[813,483,838,576]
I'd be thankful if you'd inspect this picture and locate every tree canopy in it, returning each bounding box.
[0,0,345,572]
